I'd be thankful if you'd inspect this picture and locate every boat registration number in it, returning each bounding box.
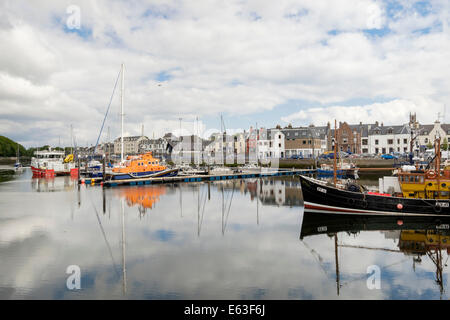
[436,202,449,208]
[437,224,450,230]
[317,187,327,194]
[317,226,327,232]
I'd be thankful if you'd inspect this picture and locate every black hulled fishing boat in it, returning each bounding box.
[300,175,450,216]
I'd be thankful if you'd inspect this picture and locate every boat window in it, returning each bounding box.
[441,191,449,197]
[404,176,409,183]
[419,176,424,183]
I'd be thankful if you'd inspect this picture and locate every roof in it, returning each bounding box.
[368,124,411,135]
[114,136,148,142]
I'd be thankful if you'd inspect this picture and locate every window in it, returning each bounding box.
[375,140,379,145]
[279,135,281,139]
[382,148,386,153]
[388,139,393,144]
[302,140,306,144]
[423,131,428,135]
[362,139,368,145]
[425,138,428,143]
[295,132,298,136]
[375,148,379,154]
[403,139,407,144]
[397,139,400,144]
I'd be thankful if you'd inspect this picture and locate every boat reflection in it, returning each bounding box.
[213,177,303,207]
[114,185,167,216]
[300,211,450,297]
[31,176,77,192]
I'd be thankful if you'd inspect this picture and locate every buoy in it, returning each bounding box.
[397,203,403,210]
[81,179,85,184]
[397,219,403,226]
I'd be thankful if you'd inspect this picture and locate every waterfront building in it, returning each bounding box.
[138,138,167,157]
[416,120,450,150]
[280,125,322,158]
[114,136,150,155]
[267,128,285,159]
[367,122,411,155]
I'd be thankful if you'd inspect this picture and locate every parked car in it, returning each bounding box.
[381,154,398,160]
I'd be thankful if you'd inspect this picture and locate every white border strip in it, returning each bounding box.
[303,201,443,217]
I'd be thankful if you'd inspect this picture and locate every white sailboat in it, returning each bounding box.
[14,143,23,171]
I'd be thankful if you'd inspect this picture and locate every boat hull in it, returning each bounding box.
[299,175,450,216]
[109,168,179,180]
[300,211,450,239]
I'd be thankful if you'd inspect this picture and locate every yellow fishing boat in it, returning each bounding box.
[395,136,450,199]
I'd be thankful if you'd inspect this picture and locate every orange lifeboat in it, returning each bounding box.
[110,152,178,180]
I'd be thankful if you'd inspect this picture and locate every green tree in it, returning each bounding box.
[443,139,448,151]
[0,136,27,157]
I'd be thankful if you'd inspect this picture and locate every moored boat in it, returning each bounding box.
[317,160,358,179]
[31,149,77,177]
[300,175,450,216]
[108,152,178,180]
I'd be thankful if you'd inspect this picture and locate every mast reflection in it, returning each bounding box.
[300,211,450,297]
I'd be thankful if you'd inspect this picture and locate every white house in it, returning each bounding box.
[367,124,411,155]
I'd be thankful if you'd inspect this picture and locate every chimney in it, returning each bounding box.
[141,124,144,137]
[375,121,379,127]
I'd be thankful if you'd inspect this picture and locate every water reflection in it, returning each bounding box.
[300,211,450,299]
[2,170,450,299]
[31,176,77,193]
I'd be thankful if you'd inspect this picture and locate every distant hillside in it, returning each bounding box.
[0,136,27,157]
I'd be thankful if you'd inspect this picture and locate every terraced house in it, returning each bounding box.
[280,125,324,158]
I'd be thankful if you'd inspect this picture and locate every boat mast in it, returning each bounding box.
[333,120,337,187]
[120,63,125,164]
[436,134,441,196]
[121,198,127,295]
[334,233,340,296]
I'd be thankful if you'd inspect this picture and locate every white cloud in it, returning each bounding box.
[0,1,449,147]
[281,98,446,126]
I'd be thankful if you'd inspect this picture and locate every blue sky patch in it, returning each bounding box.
[156,71,173,82]
[142,6,175,20]
[413,1,433,17]
[284,9,309,21]
[383,0,404,20]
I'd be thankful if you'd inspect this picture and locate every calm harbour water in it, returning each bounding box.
[0,168,449,299]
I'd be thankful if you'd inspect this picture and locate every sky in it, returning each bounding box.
[1,0,450,148]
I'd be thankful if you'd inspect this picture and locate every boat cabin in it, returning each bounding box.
[112,152,166,174]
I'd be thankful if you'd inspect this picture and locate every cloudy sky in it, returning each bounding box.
[1,0,450,147]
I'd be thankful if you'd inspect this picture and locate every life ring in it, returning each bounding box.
[434,205,442,213]
[427,170,437,179]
